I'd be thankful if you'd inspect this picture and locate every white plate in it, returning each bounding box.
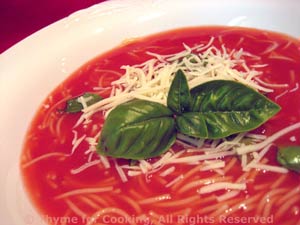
[1,0,300,224]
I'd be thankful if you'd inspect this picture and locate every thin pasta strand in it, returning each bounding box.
[256,188,288,215]
[88,194,112,207]
[22,152,68,169]
[276,186,300,206]
[154,196,200,208]
[197,198,242,215]
[118,195,142,214]
[55,187,114,200]
[270,174,287,188]
[275,196,300,220]
[178,176,232,194]
[138,194,171,205]
[171,164,203,191]
[77,196,100,210]
[223,157,238,173]
[225,193,263,216]
[209,204,229,218]
[65,199,87,219]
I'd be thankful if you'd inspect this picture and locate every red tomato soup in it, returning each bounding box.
[21,27,300,225]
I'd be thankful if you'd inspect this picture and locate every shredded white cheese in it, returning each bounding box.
[78,39,271,124]
[114,160,128,183]
[246,164,288,173]
[243,144,272,171]
[200,160,225,171]
[160,166,176,177]
[71,160,101,174]
[236,122,300,155]
[170,150,236,164]
[70,134,86,155]
[100,155,110,169]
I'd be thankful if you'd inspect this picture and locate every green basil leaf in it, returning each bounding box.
[97,99,176,160]
[277,146,300,173]
[176,113,208,138]
[176,80,280,139]
[167,70,191,114]
[177,111,271,139]
[65,93,102,113]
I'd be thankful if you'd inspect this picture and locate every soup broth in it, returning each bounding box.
[21,26,300,225]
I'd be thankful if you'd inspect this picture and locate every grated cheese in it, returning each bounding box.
[71,160,101,174]
[151,152,173,169]
[260,42,279,55]
[100,155,110,169]
[246,164,288,173]
[243,144,272,171]
[245,133,267,140]
[200,161,225,171]
[160,166,176,177]
[241,154,248,169]
[79,40,270,123]
[275,90,289,101]
[170,150,236,164]
[70,133,86,155]
[289,83,299,93]
[177,133,205,148]
[71,130,78,145]
[114,160,128,183]
[128,170,142,176]
[255,77,288,88]
[139,160,153,173]
[77,96,88,109]
[236,122,300,155]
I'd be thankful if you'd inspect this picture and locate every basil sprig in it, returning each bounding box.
[65,93,102,113]
[97,70,280,159]
[277,146,300,173]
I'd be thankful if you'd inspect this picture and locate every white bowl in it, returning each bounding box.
[1,0,300,224]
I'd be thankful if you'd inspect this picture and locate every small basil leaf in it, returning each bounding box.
[65,93,102,113]
[97,99,176,160]
[277,146,300,173]
[167,70,191,114]
[178,80,281,139]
